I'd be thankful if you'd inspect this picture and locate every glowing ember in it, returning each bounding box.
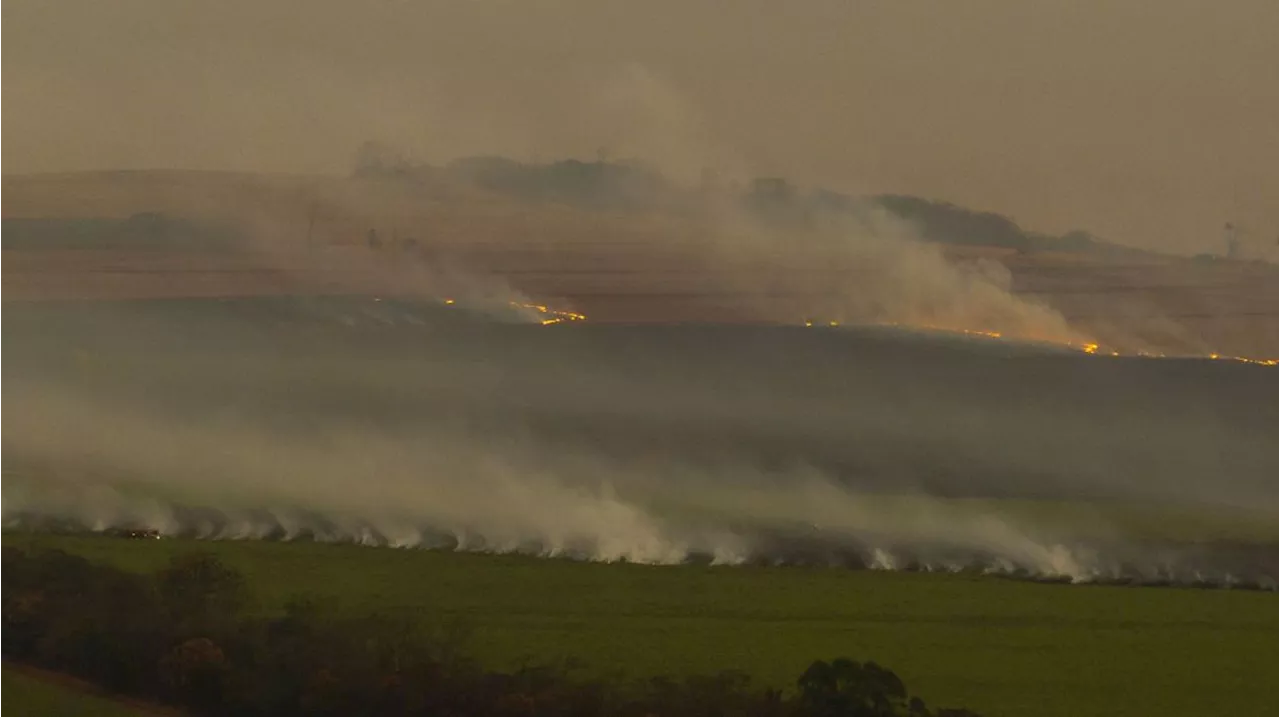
[431,296,586,324]
[509,301,587,324]
[814,318,1276,365]
[1219,356,1277,366]
[869,321,1004,341]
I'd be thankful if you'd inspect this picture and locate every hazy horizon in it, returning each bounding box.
[4,0,1275,255]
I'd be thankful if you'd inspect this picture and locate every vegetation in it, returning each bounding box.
[3,535,1274,717]
[4,543,981,717]
[2,667,154,717]
[353,143,676,212]
[350,145,1143,257]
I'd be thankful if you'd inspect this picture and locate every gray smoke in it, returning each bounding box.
[4,301,1274,587]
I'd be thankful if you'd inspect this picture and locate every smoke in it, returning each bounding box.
[2,53,1273,591]
[0,382,1210,581]
[4,377,1272,587]
[3,381,711,564]
[547,66,1085,345]
[4,300,1275,587]
[696,200,1086,345]
[318,65,1092,347]
[589,63,748,186]
[7,56,1263,354]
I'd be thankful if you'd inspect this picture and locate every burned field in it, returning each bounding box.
[5,296,1275,587]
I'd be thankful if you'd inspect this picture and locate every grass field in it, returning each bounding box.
[2,666,153,717]
[8,534,1274,717]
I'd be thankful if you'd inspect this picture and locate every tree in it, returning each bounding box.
[160,637,228,710]
[156,553,250,632]
[797,659,911,717]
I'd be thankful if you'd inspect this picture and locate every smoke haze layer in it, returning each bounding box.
[5,1,1275,256]
[3,298,1276,587]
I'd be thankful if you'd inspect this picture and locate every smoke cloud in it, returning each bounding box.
[5,300,1274,587]
[696,200,1086,345]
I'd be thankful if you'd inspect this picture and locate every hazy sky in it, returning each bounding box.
[4,0,1275,254]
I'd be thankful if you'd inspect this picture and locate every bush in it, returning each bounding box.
[2,546,983,717]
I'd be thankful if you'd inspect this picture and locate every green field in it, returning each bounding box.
[2,667,150,717]
[7,534,1275,717]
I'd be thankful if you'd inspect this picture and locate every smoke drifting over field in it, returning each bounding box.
[4,299,1275,587]
[699,203,1086,346]
[4,0,1274,603]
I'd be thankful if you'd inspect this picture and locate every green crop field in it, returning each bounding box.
[6,534,1275,717]
[2,666,152,717]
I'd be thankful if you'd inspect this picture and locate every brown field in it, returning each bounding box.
[3,170,1275,357]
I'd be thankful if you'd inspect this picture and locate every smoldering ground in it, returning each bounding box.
[4,298,1275,587]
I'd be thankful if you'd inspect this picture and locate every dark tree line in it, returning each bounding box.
[351,143,1135,258]
[3,546,981,717]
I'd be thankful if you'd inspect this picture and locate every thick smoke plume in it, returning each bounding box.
[698,200,1085,345]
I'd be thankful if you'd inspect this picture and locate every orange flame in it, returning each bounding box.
[434,297,586,324]
[509,301,587,324]
[810,318,1275,365]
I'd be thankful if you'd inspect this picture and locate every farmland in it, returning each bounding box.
[6,533,1275,717]
[2,169,1275,717]
[1,665,163,717]
[3,170,1276,358]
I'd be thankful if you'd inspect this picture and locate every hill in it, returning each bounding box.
[2,169,1274,358]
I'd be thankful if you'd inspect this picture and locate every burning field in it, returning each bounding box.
[3,171,1276,592]
[2,174,1275,717]
[4,294,1275,588]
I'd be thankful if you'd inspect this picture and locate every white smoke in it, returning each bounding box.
[698,202,1086,345]
[4,380,1268,587]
